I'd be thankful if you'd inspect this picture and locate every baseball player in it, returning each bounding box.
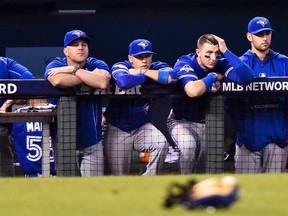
[226,16,288,173]
[11,121,56,177]
[103,38,177,175]
[168,34,254,174]
[0,57,35,177]
[45,30,111,176]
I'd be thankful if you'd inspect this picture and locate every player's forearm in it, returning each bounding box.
[114,73,147,89]
[0,99,15,112]
[75,69,111,89]
[184,81,206,98]
[48,74,82,88]
[224,50,254,85]
[184,72,218,97]
[144,67,176,85]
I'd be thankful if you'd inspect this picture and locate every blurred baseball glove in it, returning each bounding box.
[164,176,239,209]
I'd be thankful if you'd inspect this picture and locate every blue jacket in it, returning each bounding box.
[226,49,288,151]
[104,60,176,132]
[45,57,110,149]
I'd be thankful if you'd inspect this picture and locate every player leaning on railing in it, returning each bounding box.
[103,39,177,175]
[45,30,111,177]
[168,34,255,175]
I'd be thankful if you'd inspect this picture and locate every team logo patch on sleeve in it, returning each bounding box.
[180,65,194,73]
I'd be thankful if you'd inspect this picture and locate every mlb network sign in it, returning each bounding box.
[220,77,288,95]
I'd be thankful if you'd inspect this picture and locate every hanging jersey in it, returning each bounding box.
[11,122,56,176]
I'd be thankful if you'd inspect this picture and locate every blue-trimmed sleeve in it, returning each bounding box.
[111,63,147,89]
[222,50,254,85]
[7,58,34,79]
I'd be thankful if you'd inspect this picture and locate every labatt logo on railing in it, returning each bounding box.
[94,84,142,95]
[77,84,142,95]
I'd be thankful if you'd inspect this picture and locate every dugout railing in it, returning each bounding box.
[0,77,287,177]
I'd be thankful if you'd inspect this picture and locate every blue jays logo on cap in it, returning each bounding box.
[64,30,91,47]
[73,30,85,37]
[256,19,268,27]
[248,16,274,34]
[138,41,149,49]
[129,39,156,56]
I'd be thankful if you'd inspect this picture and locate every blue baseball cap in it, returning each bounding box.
[129,39,156,56]
[64,30,91,47]
[248,16,274,34]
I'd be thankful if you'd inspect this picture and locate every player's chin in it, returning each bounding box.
[76,56,88,62]
[207,64,217,69]
[260,44,270,50]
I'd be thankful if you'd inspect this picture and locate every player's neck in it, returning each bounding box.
[251,48,270,61]
[67,59,85,68]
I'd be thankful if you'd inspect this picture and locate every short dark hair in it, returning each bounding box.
[197,34,218,49]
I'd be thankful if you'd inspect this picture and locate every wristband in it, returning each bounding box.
[202,73,217,91]
[72,66,80,74]
[157,69,169,84]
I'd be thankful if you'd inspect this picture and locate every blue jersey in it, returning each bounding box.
[104,60,173,132]
[45,57,110,149]
[226,50,288,151]
[172,51,254,122]
[11,122,56,175]
[0,57,34,108]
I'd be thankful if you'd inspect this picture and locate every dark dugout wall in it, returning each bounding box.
[0,1,288,70]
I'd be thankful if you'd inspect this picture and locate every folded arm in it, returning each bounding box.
[47,65,111,89]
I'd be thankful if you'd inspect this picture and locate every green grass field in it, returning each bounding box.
[0,174,287,216]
